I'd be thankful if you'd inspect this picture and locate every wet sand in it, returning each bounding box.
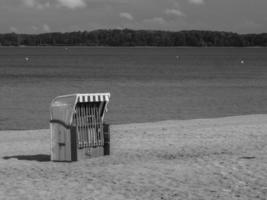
[0,115,267,200]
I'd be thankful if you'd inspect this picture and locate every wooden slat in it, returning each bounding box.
[70,126,78,161]
[85,104,89,147]
[82,104,86,148]
[90,105,94,147]
[51,124,59,161]
[103,123,110,155]
[78,105,82,148]
[84,104,88,147]
[96,106,102,146]
[92,105,96,147]
[89,105,93,147]
[89,105,92,147]
[88,104,92,147]
[99,107,104,146]
[76,106,80,148]
[94,105,99,146]
[86,103,90,148]
[65,128,71,161]
[59,125,65,160]
[95,106,99,146]
[82,105,86,148]
[95,105,98,147]
[81,104,85,148]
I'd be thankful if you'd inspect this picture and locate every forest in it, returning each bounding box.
[0,29,267,47]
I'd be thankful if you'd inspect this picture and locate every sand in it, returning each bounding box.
[0,115,267,200]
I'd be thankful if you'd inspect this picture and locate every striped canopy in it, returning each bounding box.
[77,93,110,103]
[50,93,110,127]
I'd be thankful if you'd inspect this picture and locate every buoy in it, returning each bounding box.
[241,60,244,64]
[176,56,180,63]
[25,57,29,61]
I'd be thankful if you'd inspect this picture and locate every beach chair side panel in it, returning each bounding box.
[51,123,71,161]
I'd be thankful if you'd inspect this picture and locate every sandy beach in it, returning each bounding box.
[0,114,266,200]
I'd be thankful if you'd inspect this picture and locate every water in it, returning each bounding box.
[0,47,267,130]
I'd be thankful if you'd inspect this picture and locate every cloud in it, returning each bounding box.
[236,20,262,33]
[22,0,35,7]
[165,9,185,17]
[56,0,86,9]
[22,0,50,9]
[21,0,86,9]
[119,12,134,21]
[143,17,166,25]
[30,24,52,32]
[10,26,18,33]
[42,24,51,32]
[31,25,39,32]
[188,0,205,5]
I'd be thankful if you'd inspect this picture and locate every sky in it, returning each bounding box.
[0,0,267,34]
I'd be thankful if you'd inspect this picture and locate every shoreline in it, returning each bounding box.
[1,114,267,132]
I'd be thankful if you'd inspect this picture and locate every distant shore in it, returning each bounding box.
[1,46,267,48]
[1,29,267,47]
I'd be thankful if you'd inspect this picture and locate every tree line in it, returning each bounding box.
[0,29,267,47]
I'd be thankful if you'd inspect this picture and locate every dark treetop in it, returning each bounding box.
[1,29,267,47]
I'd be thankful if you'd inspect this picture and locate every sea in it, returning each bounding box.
[0,47,267,130]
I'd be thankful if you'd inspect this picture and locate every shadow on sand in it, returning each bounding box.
[3,154,51,162]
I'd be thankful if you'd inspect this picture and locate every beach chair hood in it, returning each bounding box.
[50,93,110,127]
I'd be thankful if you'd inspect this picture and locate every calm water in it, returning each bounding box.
[0,47,267,130]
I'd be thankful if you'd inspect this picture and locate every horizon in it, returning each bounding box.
[1,28,267,35]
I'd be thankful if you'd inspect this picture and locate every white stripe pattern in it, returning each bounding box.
[77,93,110,103]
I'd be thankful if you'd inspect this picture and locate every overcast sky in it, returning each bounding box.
[0,0,266,34]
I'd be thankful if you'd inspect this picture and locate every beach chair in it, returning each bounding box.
[50,93,110,162]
